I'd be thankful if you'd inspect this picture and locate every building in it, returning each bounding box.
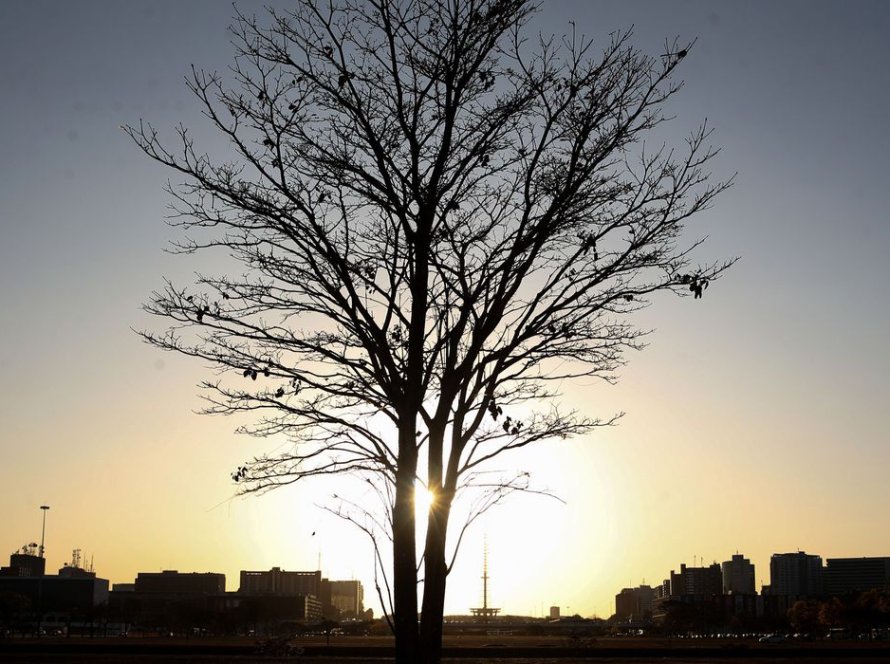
[239,568,322,597]
[58,564,95,579]
[0,550,109,614]
[237,568,346,617]
[722,554,756,594]
[719,592,764,621]
[226,593,323,624]
[652,579,671,600]
[0,575,109,613]
[614,585,654,620]
[110,571,226,626]
[670,563,722,597]
[328,579,364,617]
[135,570,225,594]
[824,557,890,595]
[768,552,823,598]
[549,605,560,620]
[0,548,46,577]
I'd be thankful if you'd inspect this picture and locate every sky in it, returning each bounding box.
[1,0,889,619]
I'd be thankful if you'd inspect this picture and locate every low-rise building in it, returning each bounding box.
[824,557,890,595]
[135,570,225,594]
[0,550,109,616]
[0,550,46,577]
[239,568,321,597]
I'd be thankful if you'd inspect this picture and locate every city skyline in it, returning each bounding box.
[2,0,889,621]
[8,504,890,618]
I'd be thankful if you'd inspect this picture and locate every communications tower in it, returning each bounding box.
[469,538,500,621]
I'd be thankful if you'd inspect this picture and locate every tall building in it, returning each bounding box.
[670,563,722,596]
[329,579,364,617]
[824,557,890,595]
[722,554,756,594]
[769,552,823,598]
[614,585,654,619]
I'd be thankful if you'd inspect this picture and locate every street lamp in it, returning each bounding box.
[39,505,49,558]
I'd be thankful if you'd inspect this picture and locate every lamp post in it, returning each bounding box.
[39,505,49,558]
[37,505,49,639]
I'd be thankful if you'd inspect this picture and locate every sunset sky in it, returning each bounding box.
[2,1,889,619]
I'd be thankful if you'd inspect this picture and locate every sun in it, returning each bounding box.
[414,483,435,520]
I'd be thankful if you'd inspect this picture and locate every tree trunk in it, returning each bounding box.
[419,493,452,664]
[392,441,419,663]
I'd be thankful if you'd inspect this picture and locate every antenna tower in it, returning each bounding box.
[469,537,500,622]
[483,539,489,610]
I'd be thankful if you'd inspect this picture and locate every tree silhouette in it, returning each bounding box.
[788,599,821,635]
[127,1,732,662]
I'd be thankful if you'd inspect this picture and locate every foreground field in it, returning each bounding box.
[3,635,890,662]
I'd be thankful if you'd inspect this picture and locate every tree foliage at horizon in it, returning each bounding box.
[127,1,733,661]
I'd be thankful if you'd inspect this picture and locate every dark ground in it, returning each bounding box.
[3,635,890,662]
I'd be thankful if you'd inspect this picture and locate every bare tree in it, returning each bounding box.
[127,1,732,661]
